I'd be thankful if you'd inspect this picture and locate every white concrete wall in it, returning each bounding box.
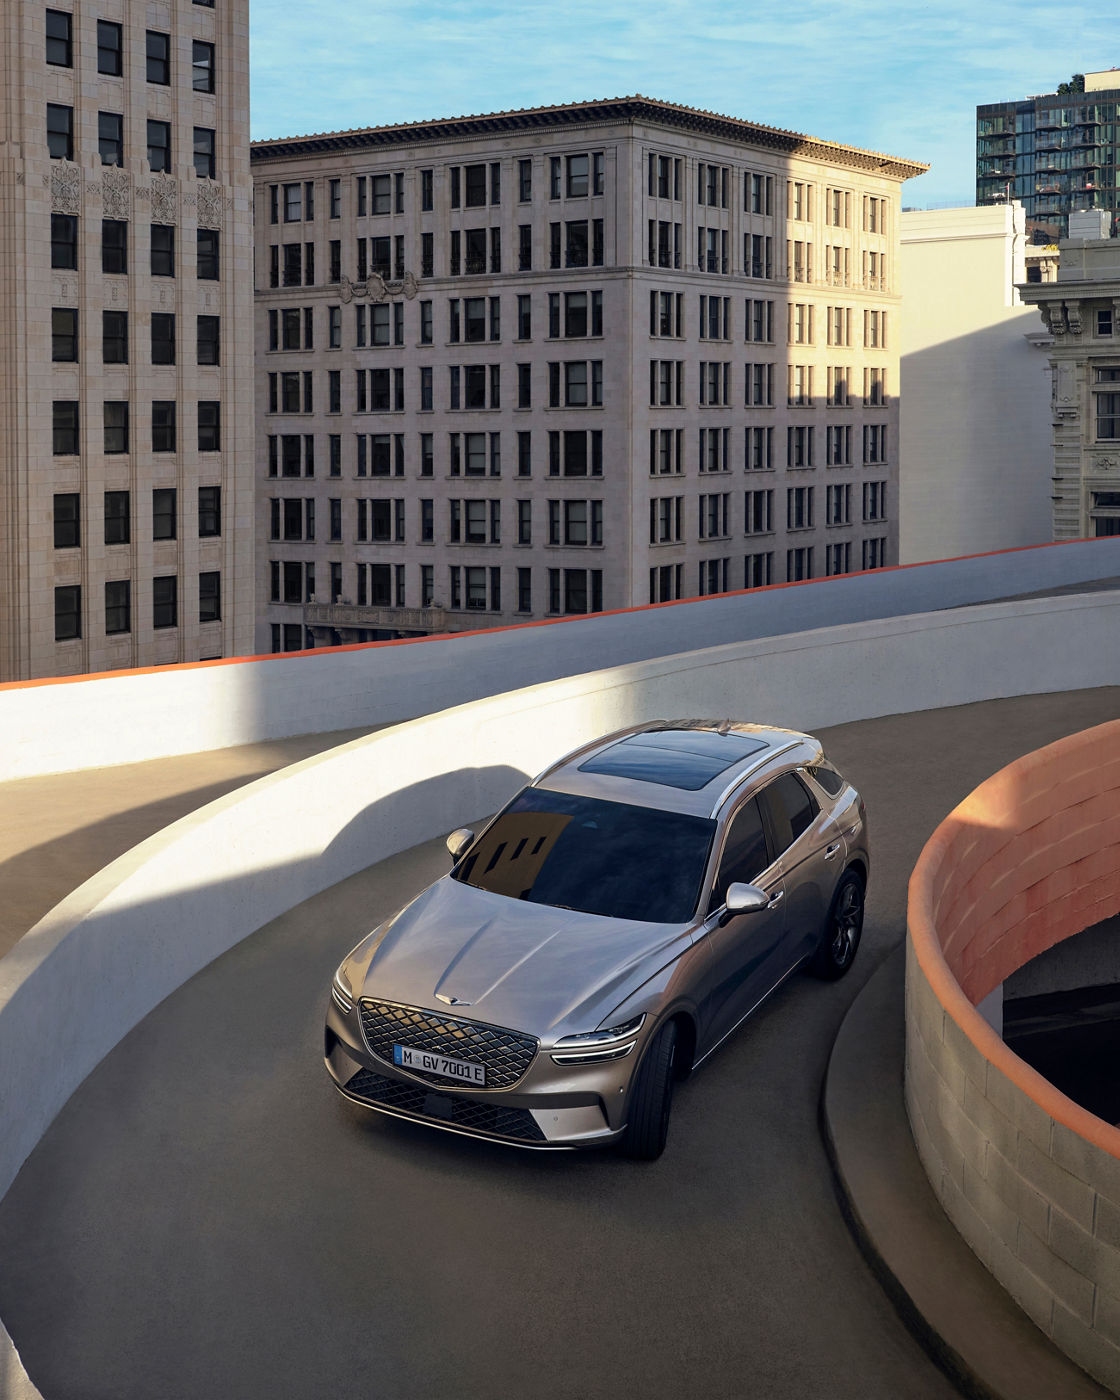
[2,537,1117,780]
[2,588,1119,1397]
[899,205,1054,564]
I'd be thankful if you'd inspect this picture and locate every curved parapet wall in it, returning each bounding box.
[907,722,1120,1393]
[0,538,1117,781]
[2,591,1119,1396]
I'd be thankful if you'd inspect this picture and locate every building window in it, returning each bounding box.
[787,486,814,530]
[51,213,78,269]
[46,9,72,65]
[54,586,81,641]
[52,307,78,362]
[745,489,773,535]
[745,551,773,588]
[547,568,602,615]
[144,120,171,172]
[53,400,78,455]
[650,495,683,544]
[98,111,124,167]
[862,538,886,570]
[193,127,216,179]
[786,547,814,582]
[146,31,170,84]
[47,104,73,160]
[826,483,851,526]
[197,229,219,280]
[153,488,177,540]
[649,564,683,604]
[102,309,128,363]
[53,493,80,548]
[95,220,127,276]
[198,485,221,537]
[151,313,176,365]
[863,480,887,523]
[649,426,683,475]
[153,575,178,629]
[104,402,129,454]
[198,401,220,452]
[747,426,773,471]
[825,542,852,577]
[104,490,130,544]
[105,580,130,635]
[152,401,176,453]
[150,223,175,277]
[199,571,221,623]
[192,41,215,93]
[197,315,220,365]
[1095,371,1120,438]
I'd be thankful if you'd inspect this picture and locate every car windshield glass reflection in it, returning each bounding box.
[453,788,715,923]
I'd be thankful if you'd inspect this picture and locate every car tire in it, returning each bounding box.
[622,1019,677,1161]
[810,869,864,981]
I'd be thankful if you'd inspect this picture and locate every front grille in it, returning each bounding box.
[358,999,538,1089]
[344,1067,546,1143]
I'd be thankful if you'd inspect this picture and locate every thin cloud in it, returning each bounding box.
[249,0,1116,204]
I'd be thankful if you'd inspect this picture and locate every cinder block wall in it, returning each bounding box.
[906,721,1120,1393]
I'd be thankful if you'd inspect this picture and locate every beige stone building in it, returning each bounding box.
[1019,210,1120,540]
[0,0,254,681]
[251,98,925,650]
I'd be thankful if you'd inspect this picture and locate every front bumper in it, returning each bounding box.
[325,997,636,1150]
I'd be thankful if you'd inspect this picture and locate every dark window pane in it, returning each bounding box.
[98,111,123,166]
[147,120,171,172]
[104,490,130,544]
[152,400,176,452]
[104,403,129,455]
[102,219,127,274]
[197,228,220,280]
[53,400,78,454]
[54,585,81,641]
[53,493,80,548]
[102,310,128,363]
[153,575,177,629]
[197,315,220,365]
[198,485,221,537]
[97,20,122,75]
[193,127,215,179]
[199,571,221,622]
[151,313,175,365]
[51,214,77,269]
[47,103,73,160]
[151,223,175,276]
[197,400,220,452]
[146,31,170,84]
[46,10,72,66]
[192,40,215,93]
[105,580,131,634]
[153,487,177,540]
[52,307,77,362]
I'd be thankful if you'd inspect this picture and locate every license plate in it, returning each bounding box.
[393,1044,486,1087]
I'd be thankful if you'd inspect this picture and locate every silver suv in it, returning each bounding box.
[325,720,869,1159]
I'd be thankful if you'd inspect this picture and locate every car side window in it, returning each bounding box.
[807,761,845,797]
[759,772,818,858]
[708,797,769,913]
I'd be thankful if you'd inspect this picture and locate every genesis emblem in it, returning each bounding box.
[436,993,471,1006]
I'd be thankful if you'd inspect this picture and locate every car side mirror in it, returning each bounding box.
[720,882,770,925]
[446,827,475,861]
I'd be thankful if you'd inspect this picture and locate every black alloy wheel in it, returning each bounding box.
[810,870,864,981]
[622,1019,677,1161]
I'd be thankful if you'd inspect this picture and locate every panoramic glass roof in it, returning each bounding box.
[577,728,770,791]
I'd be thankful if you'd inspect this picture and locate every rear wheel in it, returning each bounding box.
[810,870,864,981]
[622,1020,677,1161]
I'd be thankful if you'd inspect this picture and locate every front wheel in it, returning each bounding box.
[622,1020,677,1161]
[810,870,864,981]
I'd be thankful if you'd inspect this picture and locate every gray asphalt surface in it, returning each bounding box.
[2,688,1118,1400]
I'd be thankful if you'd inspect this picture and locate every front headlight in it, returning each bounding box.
[331,964,354,1016]
[551,1014,645,1064]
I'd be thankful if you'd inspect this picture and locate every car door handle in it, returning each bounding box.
[767,890,784,906]
[824,843,841,861]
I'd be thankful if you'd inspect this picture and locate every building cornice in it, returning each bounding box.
[250,95,928,181]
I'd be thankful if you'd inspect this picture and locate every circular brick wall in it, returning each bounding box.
[907,720,1120,1393]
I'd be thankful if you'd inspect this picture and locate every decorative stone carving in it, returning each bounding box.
[101,167,130,220]
[1065,302,1083,336]
[196,182,224,229]
[1054,362,1077,409]
[339,271,419,304]
[1090,455,1120,474]
[150,176,177,224]
[50,163,81,214]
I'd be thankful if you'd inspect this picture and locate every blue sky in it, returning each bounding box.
[249,0,1114,207]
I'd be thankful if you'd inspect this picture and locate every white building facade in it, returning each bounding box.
[251,98,925,650]
[898,203,1053,564]
[0,0,255,681]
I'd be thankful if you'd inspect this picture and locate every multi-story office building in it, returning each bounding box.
[977,70,1120,241]
[0,0,254,681]
[251,98,925,650]
[1019,211,1120,540]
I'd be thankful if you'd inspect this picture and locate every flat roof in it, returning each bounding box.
[250,95,928,180]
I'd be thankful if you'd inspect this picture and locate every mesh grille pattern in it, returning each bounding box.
[358,999,538,1089]
[345,1067,546,1143]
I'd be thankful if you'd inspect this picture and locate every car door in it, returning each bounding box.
[757,770,843,967]
[694,795,787,1055]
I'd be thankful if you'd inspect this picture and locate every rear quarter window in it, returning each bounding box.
[807,762,845,798]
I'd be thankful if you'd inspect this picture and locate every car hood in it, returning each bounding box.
[353,875,692,1040]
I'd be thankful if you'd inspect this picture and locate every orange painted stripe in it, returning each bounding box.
[2,535,1117,693]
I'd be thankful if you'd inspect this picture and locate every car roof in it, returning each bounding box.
[534,720,823,819]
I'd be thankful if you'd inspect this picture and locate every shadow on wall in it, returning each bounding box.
[899,320,1054,565]
[0,760,530,1204]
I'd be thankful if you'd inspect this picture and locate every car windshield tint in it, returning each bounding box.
[452,788,715,924]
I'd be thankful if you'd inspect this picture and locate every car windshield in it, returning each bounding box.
[452,787,715,924]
